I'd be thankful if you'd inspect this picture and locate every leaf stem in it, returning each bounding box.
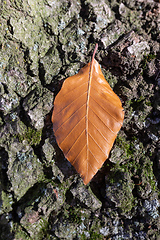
[89,43,98,85]
[91,43,98,63]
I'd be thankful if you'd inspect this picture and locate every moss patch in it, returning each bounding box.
[17,127,42,146]
[12,223,31,240]
[107,168,135,214]
[141,53,156,70]
[1,191,13,213]
[115,135,135,159]
[80,231,104,240]
[64,206,82,224]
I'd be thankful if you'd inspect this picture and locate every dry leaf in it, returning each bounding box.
[52,44,124,185]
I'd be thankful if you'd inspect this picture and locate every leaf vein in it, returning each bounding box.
[62,81,88,98]
[56,90,87,116]
[90,95,120,124]
[88,132,108,157]
[59,116,85,146]
[72,145,86,165]
[91,82,118,103]
[88,119,111,146]
[66,129,85,156]
[54,103,86,133]
[89,149,100,165]
[88,161,97,175]
[88,106,115,134]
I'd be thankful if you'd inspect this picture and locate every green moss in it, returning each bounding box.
[70,209,82,224]
[80,231,103,240]
[13,223,31,240]
[102,69,118,88]
[64,206,82,224]
[18,127,42,145]
[1,191,13,213]
[89,231,103,240]
[138,158,156,191]
[141,53,156,70]
[120,185,135,212]
[108,133,157,213]
[129,96,146,111]
[108,168,135,213]
[115,135,134,158]
[145,100,152,106]
[35,218,50,240]
[0,116,4,126]
[112,155,157,193]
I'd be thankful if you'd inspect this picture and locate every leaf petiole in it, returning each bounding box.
[91,43,98,63]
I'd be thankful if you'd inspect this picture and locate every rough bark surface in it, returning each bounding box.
[0,0,160,239]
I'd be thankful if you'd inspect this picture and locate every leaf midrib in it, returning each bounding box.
[86,59,94,161]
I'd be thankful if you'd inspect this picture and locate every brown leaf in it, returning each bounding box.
[52,44,124,185]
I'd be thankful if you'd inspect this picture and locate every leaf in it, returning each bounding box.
[52,44,124,185]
